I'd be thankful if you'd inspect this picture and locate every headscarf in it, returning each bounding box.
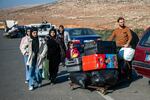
[30,27,39,54]
[49,28,57,39]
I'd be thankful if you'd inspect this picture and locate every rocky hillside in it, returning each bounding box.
[0,0,149,29]
[62,0,150,3]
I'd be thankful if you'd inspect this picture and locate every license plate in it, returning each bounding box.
[145,55,150,61]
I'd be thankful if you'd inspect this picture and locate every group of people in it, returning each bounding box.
[20,17,138,91]
[20,25,79,91]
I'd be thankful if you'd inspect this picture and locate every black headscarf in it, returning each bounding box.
[30,27,39,54]
[49,28,57,39]
[25,27,31,36]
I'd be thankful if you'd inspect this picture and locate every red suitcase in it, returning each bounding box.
[82,54,106,71]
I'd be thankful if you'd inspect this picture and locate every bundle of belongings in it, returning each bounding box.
[65,41,119,90]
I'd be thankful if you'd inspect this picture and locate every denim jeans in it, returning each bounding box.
[28,60,43,87]
[35,67,43,84]
[23,55,29,81]
[28,65,36,88]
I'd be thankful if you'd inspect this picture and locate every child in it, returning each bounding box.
[66,41,80,59]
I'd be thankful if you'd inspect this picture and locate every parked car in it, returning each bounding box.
[132,27,150,82]
[26,23,52,37]
[3,25,26,38]
[4,20,18,32]
[38,23,52,36]
[65,28,101,53]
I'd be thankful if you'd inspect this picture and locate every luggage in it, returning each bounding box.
[82,54,106,71]
[91,69,118,86]
[105,54,118,69]
[65,57,82,72]
[97,41,117,54]
[69,72,90,88]
[84,40,97,55]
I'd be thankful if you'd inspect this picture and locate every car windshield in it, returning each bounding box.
[69,28,97,36]
[38,24,51,31]
[40,25,50,28]
[140,29,150,47]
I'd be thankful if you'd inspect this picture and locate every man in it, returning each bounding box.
[108,17,132,48]
[108,17,132,81]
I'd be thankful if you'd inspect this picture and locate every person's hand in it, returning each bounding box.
[123,44,129,48]
[23,51,28,55]
[39,55,44,59]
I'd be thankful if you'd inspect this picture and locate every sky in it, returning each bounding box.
[0,0,57,9]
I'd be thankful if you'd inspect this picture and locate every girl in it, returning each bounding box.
[27,27,47,90]
[66,41,80,59]
[20,28,31,83]
[46,29,61,84]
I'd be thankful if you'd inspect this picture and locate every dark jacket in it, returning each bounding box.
[46,36,61,61]
[130,30,139,49]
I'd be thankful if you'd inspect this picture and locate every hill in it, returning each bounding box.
[0,0,149,29]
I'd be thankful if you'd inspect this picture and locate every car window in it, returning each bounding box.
[69,28,97,36]
[39,25,51,31]
[85,29,97,35]
[140,30,150,47]
[69,29,83,36]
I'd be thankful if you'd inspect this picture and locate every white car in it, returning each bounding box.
[38,23,52,36]
[26,23,53,37]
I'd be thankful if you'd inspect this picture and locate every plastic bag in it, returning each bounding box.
[119,47,135,61]
[42,59,49,80]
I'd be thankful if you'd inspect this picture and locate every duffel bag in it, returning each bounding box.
[69,72,90,88]
[91,69,118,86]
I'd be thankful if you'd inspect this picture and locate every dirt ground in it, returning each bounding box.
[0,0,150,30]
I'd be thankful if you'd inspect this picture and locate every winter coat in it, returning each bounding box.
[26,37,47,69]
[46,36,61,62]
[20,35,30,55]
[57,31,70,49]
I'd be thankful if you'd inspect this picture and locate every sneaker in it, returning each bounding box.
[38,84,42,87]
[50,83,54,85]
[28,86,33,91]
[34,83,38,88]
[25,80,28,84]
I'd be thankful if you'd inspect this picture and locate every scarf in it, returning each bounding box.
[32,37,39,54]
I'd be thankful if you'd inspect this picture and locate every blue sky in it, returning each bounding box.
[0,0,57,9]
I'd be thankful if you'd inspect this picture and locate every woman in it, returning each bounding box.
[58,25,70,48]
[20,28,31,83]
[46,29,61,84]
[57,25,67,66]
[26,27,47,90]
